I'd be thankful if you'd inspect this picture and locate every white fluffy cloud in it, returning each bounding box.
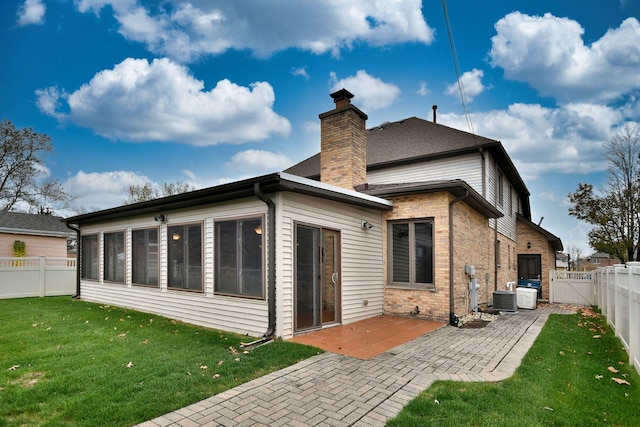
[490,12,640,103]
[226,150,292,173]
[75,0,434,62]
[64,170,150,211]
[330,70,400,110]
[17,0,45,26]
[63,169,232,212]
[441,102,622,180]
[445,69,488,103]
[36,57,291,146]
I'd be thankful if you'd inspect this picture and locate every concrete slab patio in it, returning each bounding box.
[137,305,575,427]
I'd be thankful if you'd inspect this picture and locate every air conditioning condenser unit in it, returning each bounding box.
[493,290,517,312]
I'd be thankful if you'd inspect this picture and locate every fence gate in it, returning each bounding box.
[549,270,595,305]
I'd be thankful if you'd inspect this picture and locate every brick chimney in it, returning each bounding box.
[319,89,368,190]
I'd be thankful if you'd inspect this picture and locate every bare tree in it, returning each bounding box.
[124,181,195,204]
[569,123,640,262]
[566,244,584,271]
[0,120,74,213]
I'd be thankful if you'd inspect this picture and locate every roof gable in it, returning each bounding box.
[517,214,563,252]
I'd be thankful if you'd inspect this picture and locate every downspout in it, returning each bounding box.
[449,190,469,326]
[254,183,276,339]
[65,222,81,299]
[479,148,494,302]
[494,218,498,291]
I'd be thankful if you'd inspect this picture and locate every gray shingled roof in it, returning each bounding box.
[0,211,72,237]
[285,116,531,218]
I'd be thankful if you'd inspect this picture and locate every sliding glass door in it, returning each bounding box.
[295,224,340,331]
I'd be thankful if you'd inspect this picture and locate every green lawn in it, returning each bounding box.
[387,307,640,426]
[0,297,321,427]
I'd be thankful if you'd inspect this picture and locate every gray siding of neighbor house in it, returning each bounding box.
[277,192,384,338]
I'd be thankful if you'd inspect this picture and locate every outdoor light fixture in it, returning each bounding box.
[361,220,374,230]
[154,214,166,223]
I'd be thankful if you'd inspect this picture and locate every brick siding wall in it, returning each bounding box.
[319,107,367,190]
[382,192,499,321]
[496,228,518,293]
[516,221,556,300]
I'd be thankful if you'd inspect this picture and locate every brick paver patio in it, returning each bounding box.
[137,305,574,427]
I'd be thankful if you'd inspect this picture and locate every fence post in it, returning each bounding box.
[591,268,600,307]
[599,268,605,308]
[627,262,640,371]
[606,266,614,317]
[39,256,46,297]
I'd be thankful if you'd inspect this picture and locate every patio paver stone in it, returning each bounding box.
[137,305,574,427]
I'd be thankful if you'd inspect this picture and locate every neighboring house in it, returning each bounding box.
[65,89,563,339]
[585,252,621,270]
[0,211,73,257]
[555,253,569,271]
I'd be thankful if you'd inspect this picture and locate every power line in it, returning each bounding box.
[441,0,474,134]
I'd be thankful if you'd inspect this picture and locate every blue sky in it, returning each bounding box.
[2,0,640,254]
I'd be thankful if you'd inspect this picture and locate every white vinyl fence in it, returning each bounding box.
[0,257,77,299]
[549,270,595,305]
[593,262,640,376]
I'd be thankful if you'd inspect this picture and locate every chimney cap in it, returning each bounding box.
[330,88,354,104]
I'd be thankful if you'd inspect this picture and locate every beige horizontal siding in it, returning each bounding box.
[79,198,269,337]
[80,282,268,336]
[367,153,483,191]
[279,192,385,338]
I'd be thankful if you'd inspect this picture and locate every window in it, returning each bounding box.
[389,220,434,288]
[132,228,158,287]
[497,240,501,267]
[104,232,125,283]
[81,234,99,280]
[168,223,202,291]
[215,217,264,298]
